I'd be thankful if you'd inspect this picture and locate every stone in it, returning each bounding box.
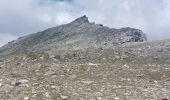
[97,97,102,100]
[45,92,50,98]
[24,97,29,100]
[45,69,56,76]
[89,99,96,100]
[40,56,44,59]
[51,85,58,89]
[154,80,158,84]
[81,80,93,84]
[70,74,77,79]
[86,63,98,66]
[122,64,129,68]
[114,97,120,100]
[15,81,22,86]
[14,79,29,87]
[60,95,68,99]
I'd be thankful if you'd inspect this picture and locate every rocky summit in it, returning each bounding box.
[0,15,146,54]
[0,16,170,100]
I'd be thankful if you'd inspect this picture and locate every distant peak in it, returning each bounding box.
[72,15,89,24]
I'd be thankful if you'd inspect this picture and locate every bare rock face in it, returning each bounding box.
[0,15,147,54]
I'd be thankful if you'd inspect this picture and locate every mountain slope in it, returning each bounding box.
[0,15,147,54]
[0,38,170,100]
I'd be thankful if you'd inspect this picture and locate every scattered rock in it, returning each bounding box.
[86,63,98,66]
[44,92,51,98]
[45,69,56,76]
[122,64,129,68]
[81,80,93,84]
[51,85,59,90]
[32,94,37,98]
[89,99,96,100]
[14,79,29,87]
[33,83,39,86]
[40,56,44,59]
[24,97,30,100]
[115,55,120,59]
[154,80,158,84]
[60,95,68,100]
[97,97,102,100]
[15,81,22,86]
[70,74,77,79]
[114,97,120,100]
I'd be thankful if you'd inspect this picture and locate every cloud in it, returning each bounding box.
[71,0,170,40]
[0,0,170,46]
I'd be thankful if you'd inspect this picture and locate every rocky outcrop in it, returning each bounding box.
[0,15,147,54]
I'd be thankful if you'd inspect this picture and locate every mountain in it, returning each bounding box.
[1,16,170,100]
[0,15,147,54]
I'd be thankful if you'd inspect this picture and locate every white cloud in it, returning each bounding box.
[70,0,170,40]
[0,0,170,47]
[54,12,75,24]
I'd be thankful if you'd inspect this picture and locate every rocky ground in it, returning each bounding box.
[0,40,170,100]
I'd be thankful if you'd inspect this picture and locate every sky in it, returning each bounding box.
[0,0,170,46]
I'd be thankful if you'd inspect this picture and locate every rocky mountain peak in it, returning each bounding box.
[71,15,89,24]
[0,15,147,54]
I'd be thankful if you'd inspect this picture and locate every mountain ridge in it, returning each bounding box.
[0,15,147,54]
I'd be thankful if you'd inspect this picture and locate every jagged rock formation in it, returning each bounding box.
[0,15,147,54]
